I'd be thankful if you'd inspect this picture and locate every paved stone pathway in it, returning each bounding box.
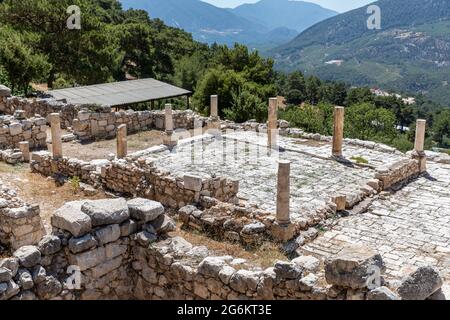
[301,162,450,293]
[151,132,380,221]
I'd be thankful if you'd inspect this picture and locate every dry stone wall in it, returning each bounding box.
[73,109,207,141]
[1,196,444,300]
[0,115,47,150]
[0,183,45,251]
[0,96,79,129]
[30,151,240,209]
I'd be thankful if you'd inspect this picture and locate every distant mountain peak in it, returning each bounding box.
[120,0,335,50]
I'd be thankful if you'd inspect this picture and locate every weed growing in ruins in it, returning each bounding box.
[69,176,81,194]
[351,156,369,164]
[0,162,23,173]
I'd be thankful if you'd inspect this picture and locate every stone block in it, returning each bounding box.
[127,198,164,223]
[325,244,384,289]
[81,198,129,226]
[13,246,41,268]
[52,201,92,237]
[184,175,203,192]
[95,224,121,246]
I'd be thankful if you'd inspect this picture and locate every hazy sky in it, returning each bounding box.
[202,0,375,13]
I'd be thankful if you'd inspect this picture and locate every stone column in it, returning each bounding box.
[272,160,295,242]
[210,95,218,119]
[19,141,30,163]
[276,160,291,225]
[332,106,345,158]
[163,104,177,148]
[117,124,127,159]
[49,113,62,159]
[165,104,174,134]
[413,119,427,172]
[208,95,220,132]
[414,119,426,153]
[268,98,278,148]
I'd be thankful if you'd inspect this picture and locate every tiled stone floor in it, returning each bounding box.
[149,131,407,221]
[300,162,450,294]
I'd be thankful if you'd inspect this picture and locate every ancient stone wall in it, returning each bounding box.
[0,96,79,129]
[0,192,444,301]
[73,109,207,141]
[29,151,240,209]
[0,115,47,150]
[375,159,420,190]
[0,183,45,250]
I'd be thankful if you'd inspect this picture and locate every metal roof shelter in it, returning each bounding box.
[46,78,191,107]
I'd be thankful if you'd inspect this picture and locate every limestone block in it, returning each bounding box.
[94,224,121,246]
[184,175,203,192]
[127,198,164,223]
[9,123,22,136]
[52,201,92,237]
[68,234,98,254]
[397,266,443,300]
[68,247,107,271]
[38,235,61,255]
[81,198,129,226]
[325,244,384,289]
[13,246,41,268]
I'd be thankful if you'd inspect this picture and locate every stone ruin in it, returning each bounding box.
[0,86,449,300]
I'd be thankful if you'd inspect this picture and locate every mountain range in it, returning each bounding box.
[120,0,337,49]
[272,0,450,106]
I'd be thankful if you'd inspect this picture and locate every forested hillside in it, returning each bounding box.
[273,0,450,107]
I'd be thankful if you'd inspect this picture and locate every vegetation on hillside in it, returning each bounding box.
[276,72,449,152]
[273,0,450,107]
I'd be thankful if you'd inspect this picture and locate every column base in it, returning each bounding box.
[163,133,178,149]
[271,222,296,242]
[411,150,427,173]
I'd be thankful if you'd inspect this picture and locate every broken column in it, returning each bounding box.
[19,141,30,163]
[271,160,295,242]
[412,119,427,172]
[163,104,177,148]
[208,95,220,131]
[332,106,345,158]
[165,103,174,134]
[210,95,218,119]
[268,97,278,149]
[116,124,127,159]
[49,113,63,159]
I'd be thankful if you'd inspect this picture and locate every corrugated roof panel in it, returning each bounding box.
[47,78,191,106]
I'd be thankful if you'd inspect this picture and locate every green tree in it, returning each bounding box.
[345,87,374,106]
[173,52,207,91]
[0,27,50,94]
[345,103,397,141]
[305,76,322,105]
[284,71,306,105]
[279,102,333,135]
[224,88,267,123]
[432,109,450,147]
[193,67,245,117]
[0,0,119,87]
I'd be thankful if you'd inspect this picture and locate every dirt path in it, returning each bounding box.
[61,130,165,161]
